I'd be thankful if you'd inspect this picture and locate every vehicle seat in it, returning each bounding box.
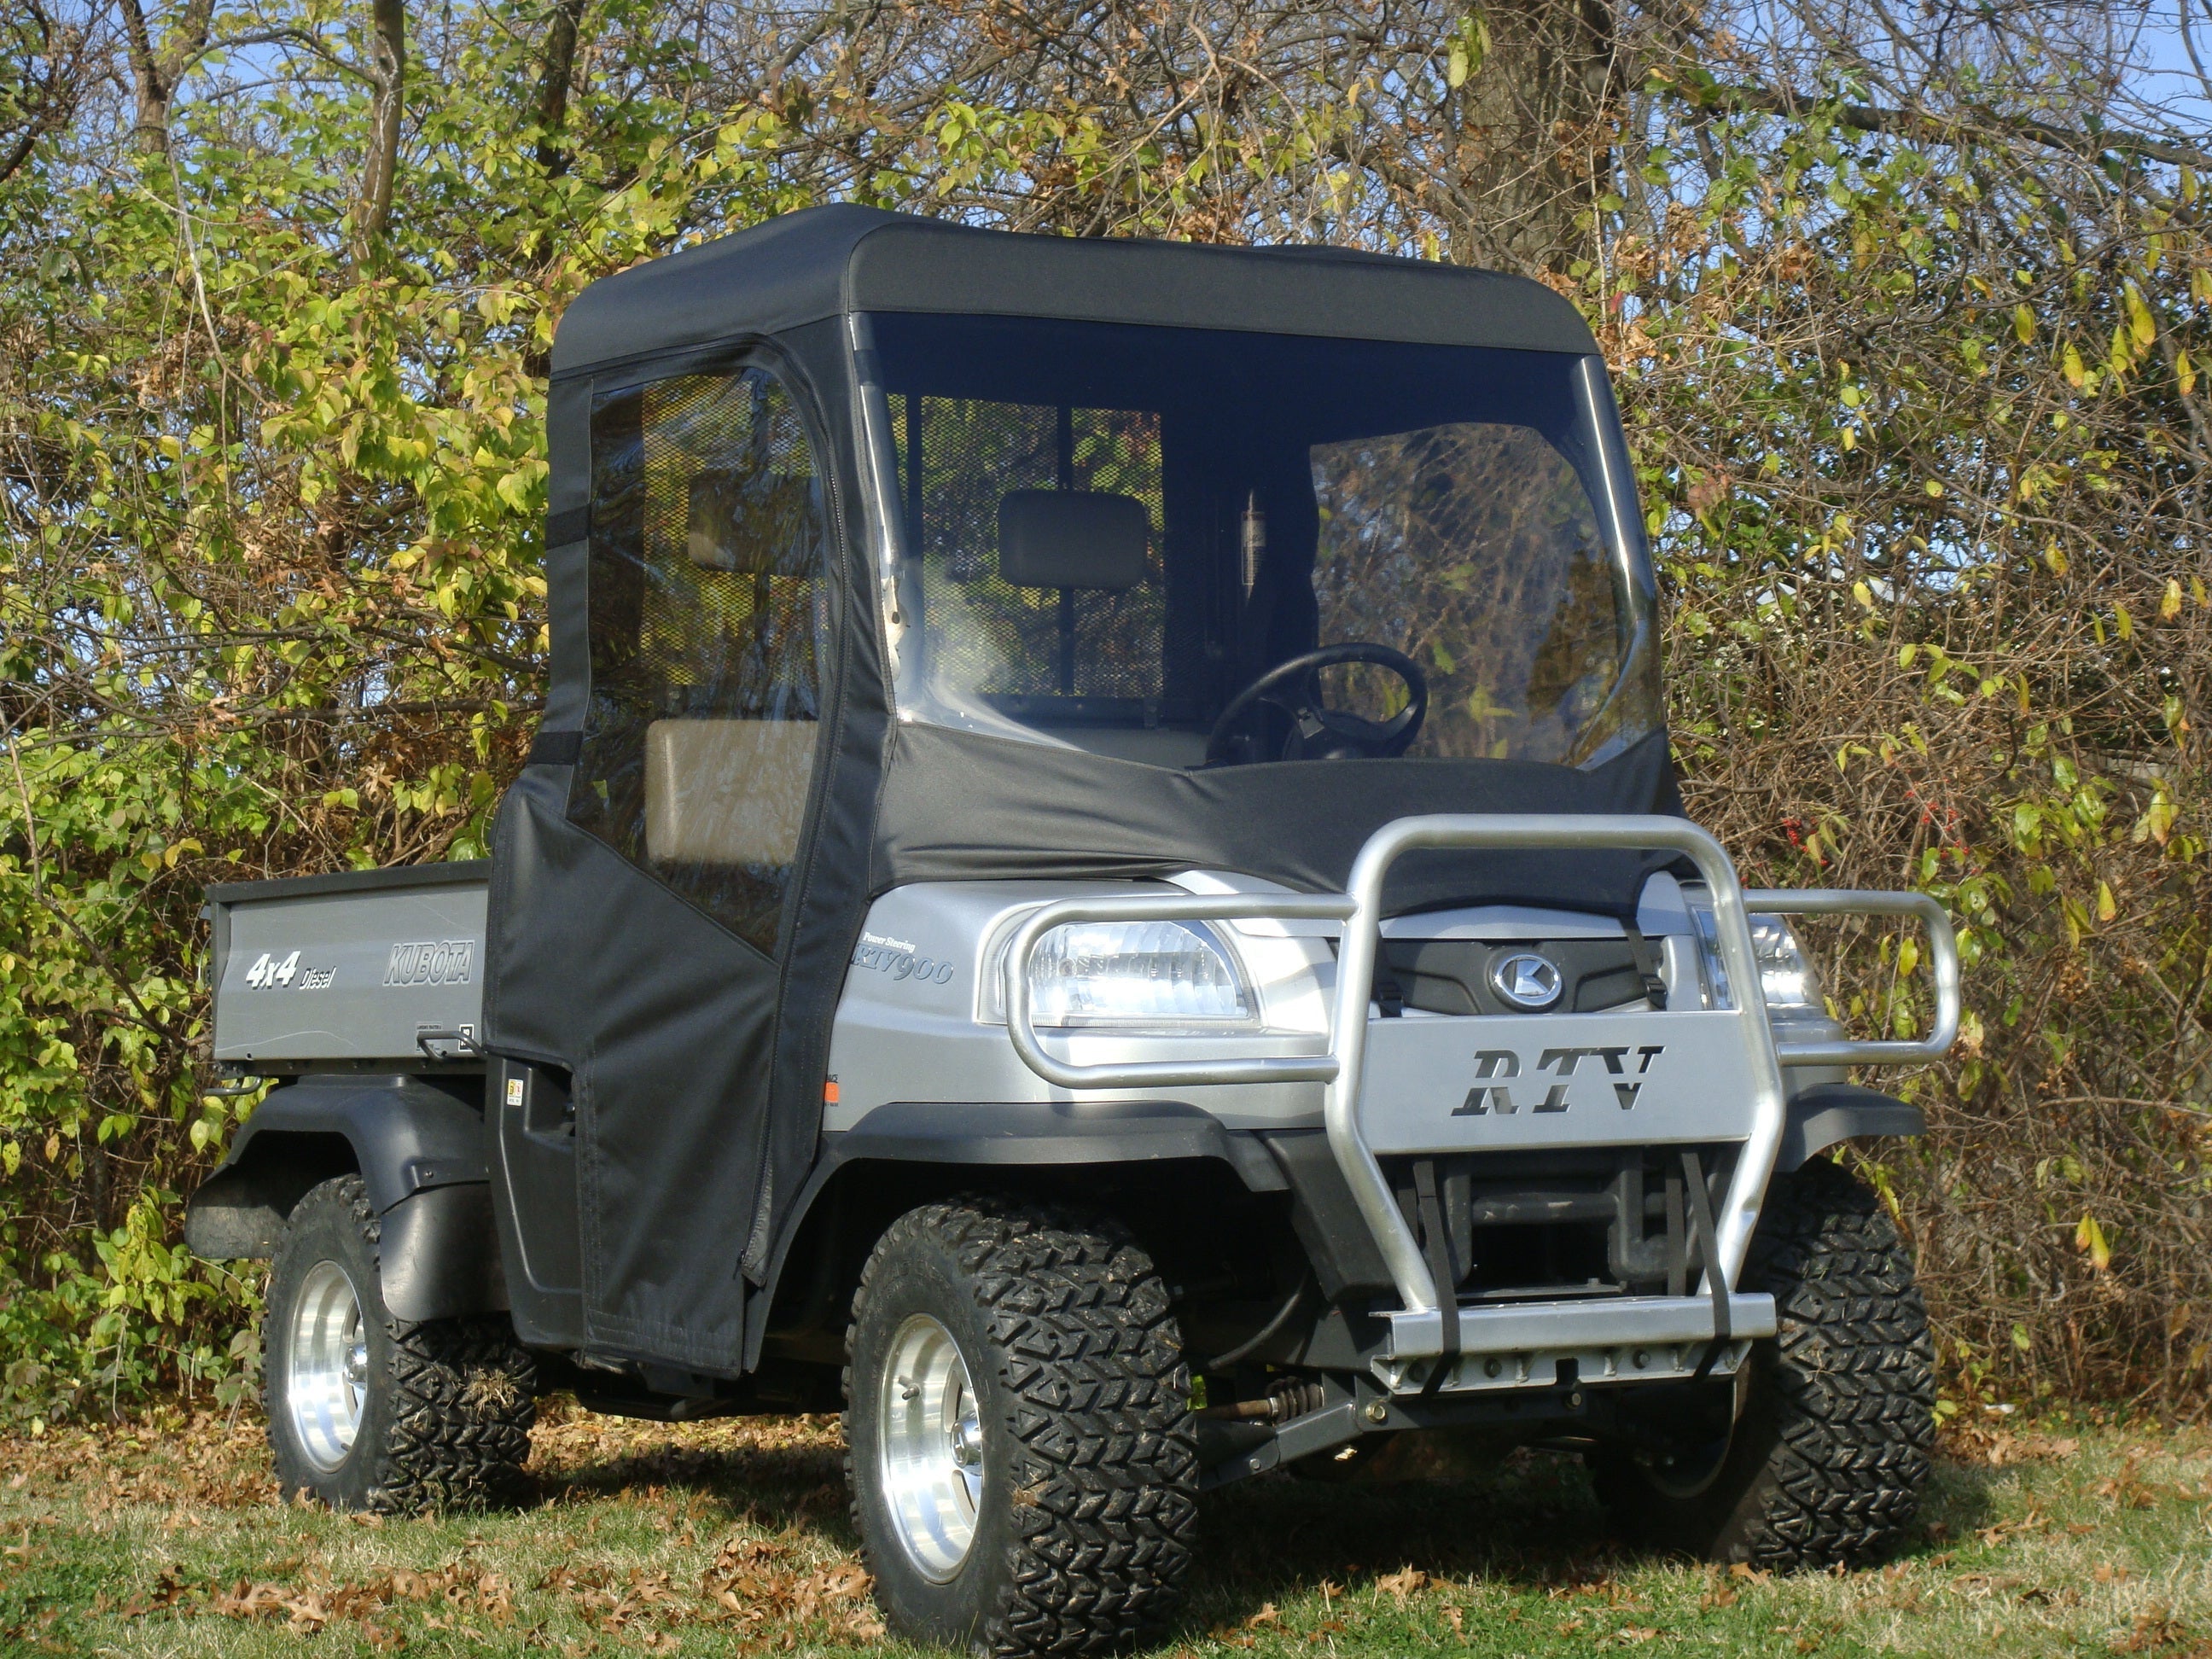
[997,490,1149,589]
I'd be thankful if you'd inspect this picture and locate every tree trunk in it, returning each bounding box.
[358,0,406,242]
[1443,0,1624,275]
[115,0,216,157]
[535,0,587,176]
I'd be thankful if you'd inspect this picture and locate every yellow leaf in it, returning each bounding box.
[2075,1213,2111,1271]
[2097,880,2116,921]
[2013,304,2034,344]
[2162,579,2184,620]
[1924,478,1943,497]
[1841,425,1856,451]
[2045,544,2069,576]
[2125,282,2156,349]
[1897,937,1921,978]
[2062,343,2086,387]
[2180,349,2198,397]
[2114,602,2133,641]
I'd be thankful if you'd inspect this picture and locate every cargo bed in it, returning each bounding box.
[207,862,490,1068]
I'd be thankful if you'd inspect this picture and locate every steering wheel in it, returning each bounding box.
[1205,643,1429,765]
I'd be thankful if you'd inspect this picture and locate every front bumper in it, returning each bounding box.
[1374,1291,1778,1394]
[1001,812,1958,1377]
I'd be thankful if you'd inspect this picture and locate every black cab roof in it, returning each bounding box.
[550,204,1598,379]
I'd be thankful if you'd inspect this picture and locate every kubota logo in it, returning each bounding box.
[383,940,474,987]
[1452,1044,1666,1115]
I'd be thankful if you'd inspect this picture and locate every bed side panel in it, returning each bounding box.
[212,876,488,1063]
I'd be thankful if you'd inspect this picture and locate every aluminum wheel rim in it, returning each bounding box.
[287,1259,368,1471]
[877,1313,985,1580]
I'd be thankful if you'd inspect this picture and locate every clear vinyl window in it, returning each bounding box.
[891,394,1173,760]
[1309,422,1630,760]
[866,314,1658,771]
[573,369,829,955]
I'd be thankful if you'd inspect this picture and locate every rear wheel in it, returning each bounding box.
[844,1196,1198,1656]
[1591,1158,1936,1568]
[265,1175,536,1512]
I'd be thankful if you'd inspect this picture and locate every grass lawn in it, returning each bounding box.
[0,1400,2207,1656]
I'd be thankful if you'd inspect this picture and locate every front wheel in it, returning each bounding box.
[1591,1159,1936,1568]
[844,1196,1198,1656]
[265,1175,537,1512]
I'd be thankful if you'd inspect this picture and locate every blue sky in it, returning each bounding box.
[2136,5,2212,131]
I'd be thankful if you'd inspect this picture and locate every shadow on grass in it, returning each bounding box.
[1913,1453,2003,1542]
[530,1434,853,1540]
[510,1417,1993,1638]
[1174,1434,1997,1636]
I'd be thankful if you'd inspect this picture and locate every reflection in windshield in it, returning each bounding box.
[864,314,1659,771]
[1312,422,1639,763]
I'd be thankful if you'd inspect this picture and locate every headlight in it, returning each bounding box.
[1006,919,1255,1030]
[1748,915,1819,1011]
[1686,899,1822,1013]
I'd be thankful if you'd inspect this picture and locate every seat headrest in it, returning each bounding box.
[997,490,1149,591]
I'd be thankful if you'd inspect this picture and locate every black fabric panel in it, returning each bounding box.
[543,376,595,733]
[551,208,868,377]
[741,319,892,1280]
[551,205,1595,380]
[527,730,581,766]
[482,772,774,1372]
[874,725,1684,917]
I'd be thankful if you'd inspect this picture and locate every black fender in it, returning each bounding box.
[743,1100,1289,1369]
[1778,1081,1925,1170]
[821,1098,1285,1183]
[183,1073,506,1322]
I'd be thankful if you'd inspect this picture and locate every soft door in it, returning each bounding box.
[490,364,830,1371]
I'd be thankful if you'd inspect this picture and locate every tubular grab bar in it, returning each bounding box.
[1004,891,1354,1091]
[1000,815,1957,1345]
[1742,888,1960,1066]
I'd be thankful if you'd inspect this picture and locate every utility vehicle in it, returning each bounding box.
[189,205,1957,1656]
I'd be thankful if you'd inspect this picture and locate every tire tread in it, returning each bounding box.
[843,1196,1198,1656]
[1730,1159,1937,1567]
[265,1175,536,1513]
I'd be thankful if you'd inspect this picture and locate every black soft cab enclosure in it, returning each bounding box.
[487,205,1683,1374]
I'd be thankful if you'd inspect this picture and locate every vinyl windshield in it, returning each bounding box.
[860,313,1660,771]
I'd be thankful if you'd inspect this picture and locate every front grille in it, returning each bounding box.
[1372,937,1646,1016]
[1385,1146,1736,1299]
